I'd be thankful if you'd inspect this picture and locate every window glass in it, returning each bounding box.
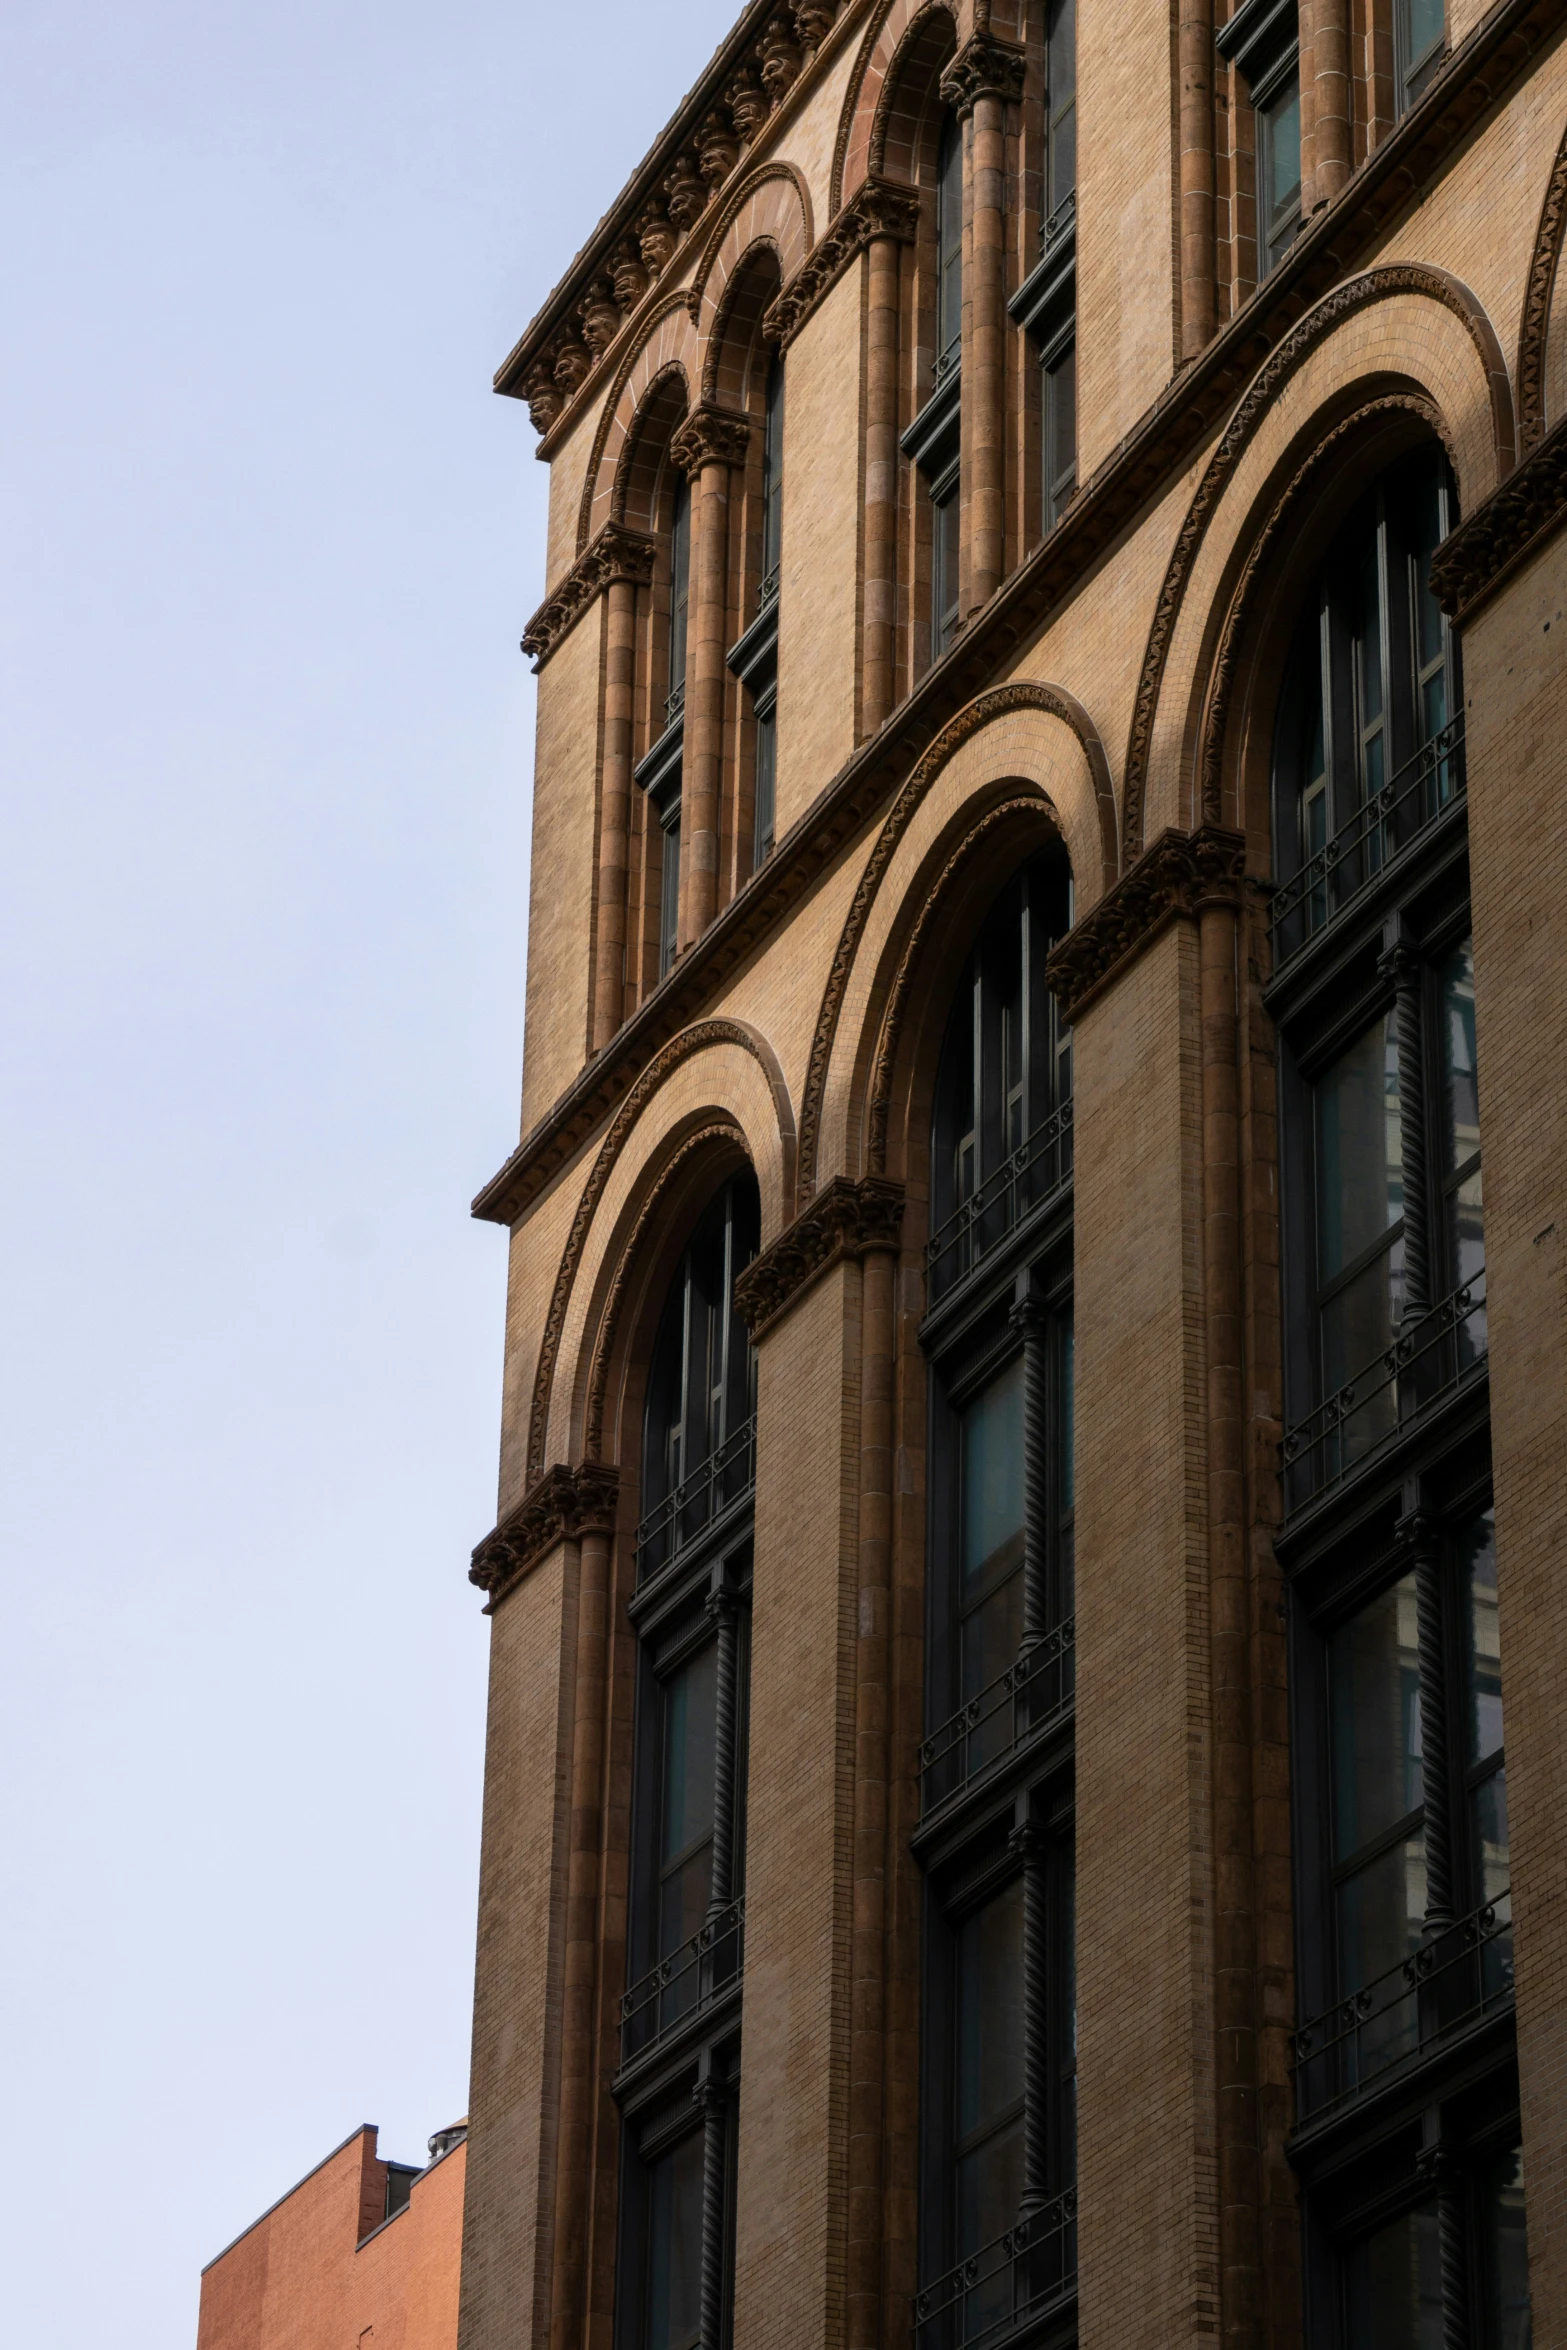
[937,112,963,370]
[1046,0,1076,222]
[1315,1011,1405,1391]
[753,703,776,867]
[1462,1511,1504,1766]
[1355,525,1388,800]
[960,1357,1026,1700]
[1329,1573,1426,2003]
[1343,2204,1443,2350]
[646,2130,707,2350]
[1410,462,1449,746]
[668,473,691,717]
[1438,936,1484,1306]
[760,356,784,598]
[1480,2146,1532,2350]
[955,1878,1025,2255]
[1043,342,1077,530]
[660,1643,718,1957]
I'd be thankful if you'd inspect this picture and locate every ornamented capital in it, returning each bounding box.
[1044,825,1248,1024]
[1429,408,1567,627]
[520,521,657,669]
[733,1176,905,1340]
[939,33,1028,115]
[763,177,923,349]
[670,403,752,475]
[469,1460,622,1610]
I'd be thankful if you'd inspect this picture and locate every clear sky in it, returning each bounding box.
[0,3,736,2339]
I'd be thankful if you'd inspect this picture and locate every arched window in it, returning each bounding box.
[916,857,1078,2350]
[1267,445,1526,2340]
[618,1171,760,2350]
[640,466,691,978]
[931,109,964,655]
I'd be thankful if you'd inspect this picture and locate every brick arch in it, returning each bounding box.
[1122,264,1516,860]
[693,163,813,404]
[1517,112,1567,455]
[614,365,690,536]
[576,291,700,554]
[834,0,958,212]
[798,682,1116,1203]
[702,241,785,411]
[525,1018,796,1481]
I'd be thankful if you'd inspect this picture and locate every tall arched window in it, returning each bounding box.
[905,105,965,667]
[617,1172,760,2350]
[916,853,1078,2350]
[1266,444,1527,2343]
[730,351,784,871]
[638,466,691,978]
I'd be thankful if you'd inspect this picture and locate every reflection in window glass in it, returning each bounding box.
[1045,0,1076,225]
[1043,341,1077,530]
[1257,71,1301,278]
[646,2131,707,2350]
[936,112,963,372]
[955,1879,1025,2259]
[960,1358,1026,1703]
[1315,1011,1405,1394]
[660,1643,718,1958]
[1329,1574,1426,2016]
[1343,2204,1443,2350]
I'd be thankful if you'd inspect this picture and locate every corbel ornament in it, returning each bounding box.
[939,32,1028,115]
[1044,825,1247,1024]
[763,175,922,349]
[469,1460,621,1611]
[733,1174,905,1339]
[670,403,753,474]
[1429,409,1567,627]
[520,522,657,671]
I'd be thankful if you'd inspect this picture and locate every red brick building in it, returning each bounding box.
[197,2121,466,2350]
[458,3,1567,2349]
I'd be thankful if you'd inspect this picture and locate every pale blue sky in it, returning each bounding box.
[0,3,735,2338]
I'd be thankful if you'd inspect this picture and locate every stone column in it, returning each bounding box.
[593,535,657,1049]
[864,231,905,735]
[1302,0,1351,207]
[670,404,751,948]
[1178,0,1216,356]
[941,35,1026,622]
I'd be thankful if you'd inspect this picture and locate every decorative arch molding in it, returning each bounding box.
[1120,264,1517,863]
[581,1117,748,1463]
[692,160,814,325]
[1195,392,1447,824]
[525,1018,795,1483]
[833,0,957,212]
[1518,114,1567,455]
[577,294,699,555]
[796,682,1115,1204]
[865,791,1063,1173]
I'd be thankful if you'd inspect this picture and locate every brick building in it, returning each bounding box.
[458,2,1567,2347]
[197,2121,466,2350]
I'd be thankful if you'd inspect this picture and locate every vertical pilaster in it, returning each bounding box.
[1303,0,1351,208]
[1179,0,1216,356]
[863,234,903,734]
[594,571,643,1049]
[941,35,1025,622]
[671,405,751,948]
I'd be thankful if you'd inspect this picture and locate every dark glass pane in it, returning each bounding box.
[1402,0,1445,66]
[1356,530,1387,798]
[1047,0,1075,215]
[934,482,961,655]
[1047,0,1075,106]
[1335,1833,1426,2010]
[1265,76,1301,218]
[1316,1012,1403,1283]
[1409,458,1448,739]
[660,810,681,978]
[1044,344,1076,528]
[753,705,776,866]
[956,1878,1024,2217]
[937,112,963,365]
[1329,1571,1423,1859]
[662,1644,718,1866]
[646,2130,707,2350]
[761,356,785,589]
[1058,1316,1074,1517]
[1461,1510,1503,1766]
[668,475,691,707]
[1438,937,1481,1176]
[1472,1765,1510,1914]
[961,1359,1025,1594]
[1480,2146,1533,2350]
[1343,2205,1443,2350]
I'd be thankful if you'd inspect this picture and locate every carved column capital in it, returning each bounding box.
[733,1176,905,1340]
[670,403,753,475]
[939,33,1027,115]
[468,1461,621,1611]
[1430,409,1567,626]
[1044,825,1248,1023]
[520,521,657,668]
[763,176,922,349]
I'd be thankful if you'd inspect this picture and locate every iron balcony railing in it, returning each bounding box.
[635,1414,757,1581]
[914,2190,1077,2350]
[1293,1890,1513,2129]
[1281,1270,1487,1513]
[927,1103,1073,1301]
[1269,713,1466,969]
[920,1623,1075,1817]
[1041,189,1076,257]
[619,1897,745,2071]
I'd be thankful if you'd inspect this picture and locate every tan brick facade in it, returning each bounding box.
[461,9,1567,2350]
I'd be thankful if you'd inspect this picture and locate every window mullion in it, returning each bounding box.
[1400,1499,1458,1935]
[1380,928,1433,1321]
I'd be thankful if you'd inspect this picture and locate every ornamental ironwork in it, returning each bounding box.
[1268,713,1466,968]
[1280,1271,1487,1512]
[913,2188,1078,2350]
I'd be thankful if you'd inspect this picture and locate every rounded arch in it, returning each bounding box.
[701,240,785,412]
[692,162,813,386]
[613,362,691,536]
[1195,393,1450,841]
[798,682,1116,1203]
[834,0,958,211]
[1122,264,1516,859]
[525,1018,795,1481]
[577,291,700,554]
[1517,112,1567,454]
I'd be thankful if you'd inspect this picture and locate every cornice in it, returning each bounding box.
[1430,408,1567,625]
[494,0,869,428]
[764,174,922,348]
[468,1461,622,1611]
[939,32,1028,114]
[670,403,753,473]
[732,1174,905,1338]
[1044,826,1247,1022]
[520,521,657,671]
[471,0,1558,1233]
